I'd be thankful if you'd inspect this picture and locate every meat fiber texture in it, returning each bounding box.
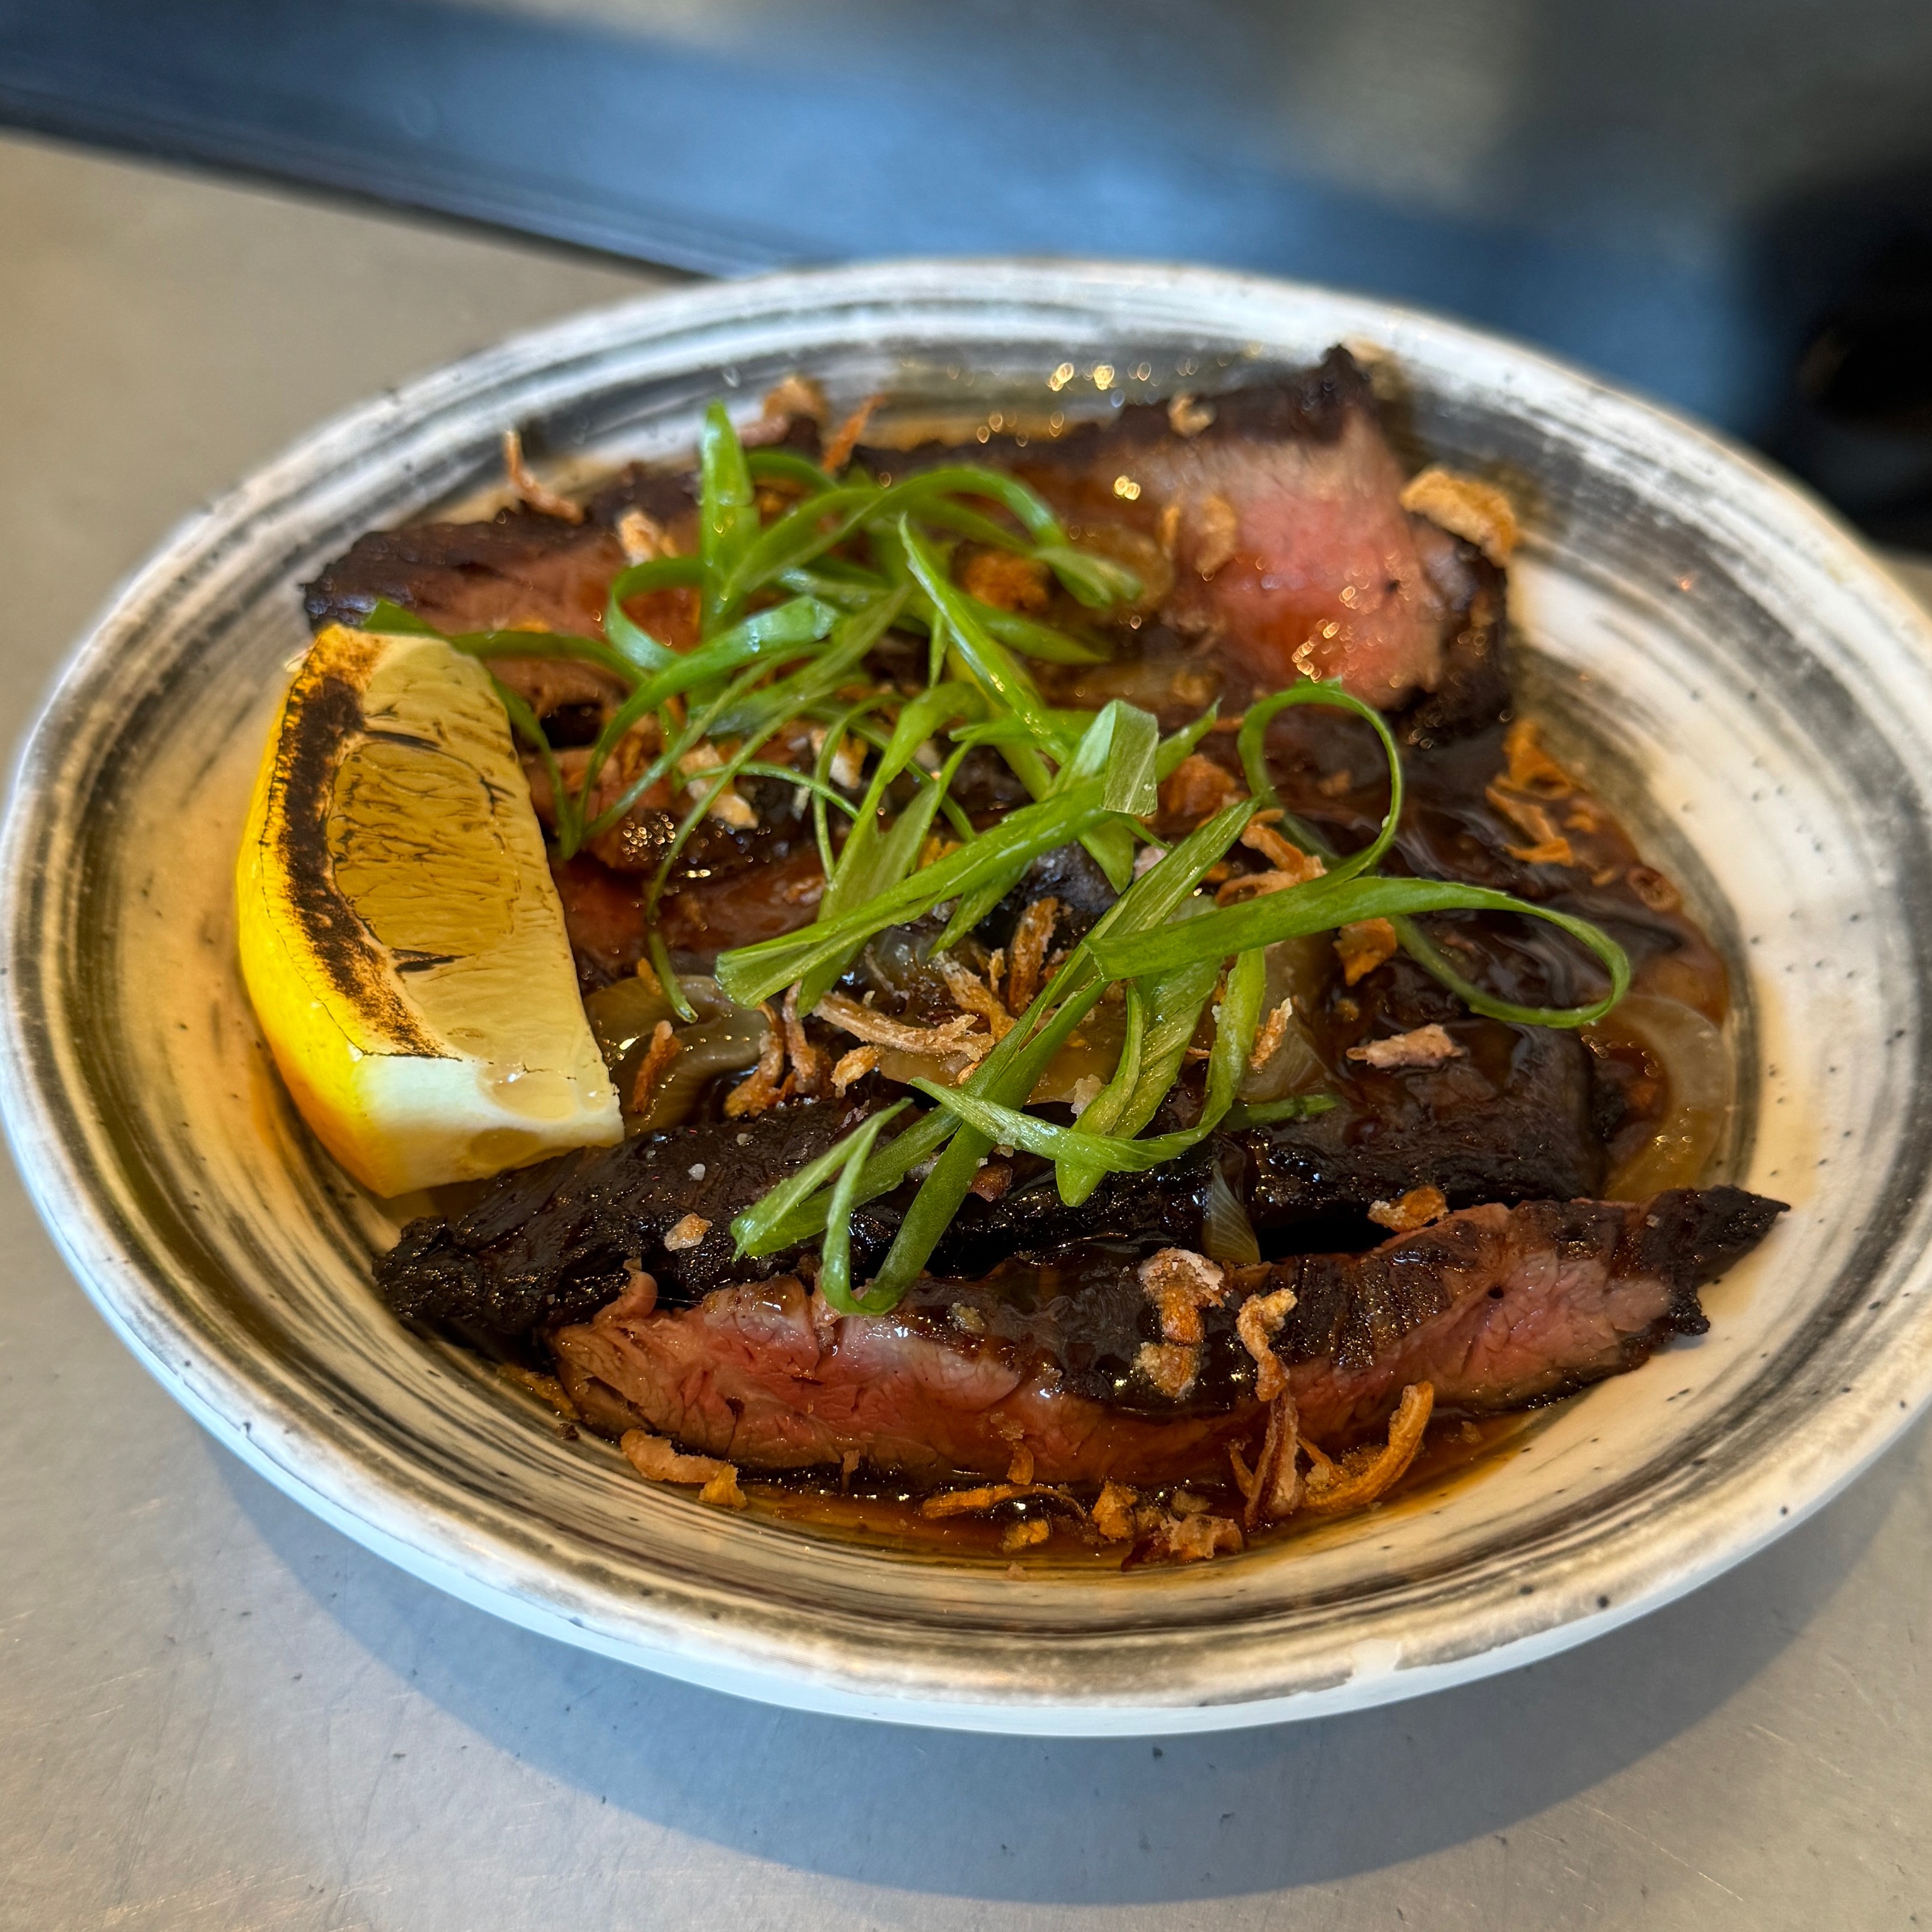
[547,1188,1783,1488]
[1276,1188,1784,1441]
[305,351,1506,735]
[861,347,1508,726]
[553,1272,1257,1490]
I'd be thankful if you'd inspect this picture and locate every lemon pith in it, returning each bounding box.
[237,624,621,1195]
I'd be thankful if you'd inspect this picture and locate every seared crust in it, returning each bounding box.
[535,1189,1786,1485]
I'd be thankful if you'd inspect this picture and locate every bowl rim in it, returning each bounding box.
[7,257,1932,1735]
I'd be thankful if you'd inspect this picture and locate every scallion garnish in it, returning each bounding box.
[1090,874,1631,1026]
[356,398,1639,1311]
[816,1102,910,1315]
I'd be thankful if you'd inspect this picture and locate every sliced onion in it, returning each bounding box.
[1584,993,1735,1198]
[871,1043,982,1090]
[1238,939,1329,1103]
[631,1011,767,1130]
[581,974,764,1131]
[1203,1162,1261,1265]
[582,972,739,1073]
[1027,1004,1127,1106]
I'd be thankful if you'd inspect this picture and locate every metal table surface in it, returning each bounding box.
[1,130,1927,1932]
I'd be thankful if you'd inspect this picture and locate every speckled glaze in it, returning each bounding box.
[4,263,1931,1734]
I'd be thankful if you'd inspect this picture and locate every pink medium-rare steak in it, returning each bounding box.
[551,1271,1258,1489]
[545,1189,1782,1486]
[865,347,1501,717]
[1277,1188,1784,1441]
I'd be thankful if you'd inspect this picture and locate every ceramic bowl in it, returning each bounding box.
[6,263,1932,1735]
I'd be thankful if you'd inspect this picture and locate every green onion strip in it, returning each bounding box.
[1233,683,1628,1025]
[353,405,1632,1312]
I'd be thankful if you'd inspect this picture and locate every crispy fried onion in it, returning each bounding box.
[497,1363,580,1419]
[1239,814,1324,876]
[630,1019,681,1115]
[1497,717,1575,799]
[723,1001,788,1117]
[1347,1023,1464,1070]
[616,506,670,564]
[1484,782,1574,868]
[678,742,759,830]
[821,393,881,474]
[830,1044,879,1095]
[782,983,826,1097]
[761,373,827,425]
[1234,1284,1296,1403]
[1134,1248,1227,1401]
[990,1414,1035,1484]
[1123,1507,1245,1568]
[935,952,1016,1040]
[663,1212,711,1251]
[918,1474,1248,1568]
[1367,1185,1449,1234]
[1236,1382,1436,1530]
[619,1429,746,1508]
[815,992,992,1063]
[1004,896,1061,1013]
[725,989,836,1117]
[1398,466,1519,566]
[919,1482,1084,1520]
[1191,493,1240,578]
[1301,1383,1435,1515]
[1218,824,1326,903]
[920,1480,1084,1550]
[1161,752,1244,820]
[501,428,584,523]
[1237,1388,1303,1530]
[1249,995,1295,1073]
[1167,392,1216,438]
[1335,916,1399,986]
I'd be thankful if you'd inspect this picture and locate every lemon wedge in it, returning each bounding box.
[237,623,621,1196]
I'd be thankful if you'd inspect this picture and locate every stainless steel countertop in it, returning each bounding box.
[2,129,1927,1932]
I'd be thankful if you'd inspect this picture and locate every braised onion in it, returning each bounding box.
[1584,993,1734,1198]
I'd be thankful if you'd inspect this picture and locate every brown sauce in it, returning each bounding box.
[435,403,1747,1563]
[698,1407,1548,1569]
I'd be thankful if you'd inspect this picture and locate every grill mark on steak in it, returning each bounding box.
[1278,1187,1786,1441]
[545,1188,1783,1485]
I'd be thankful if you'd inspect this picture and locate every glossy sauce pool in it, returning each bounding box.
[718,1408,1554,1569]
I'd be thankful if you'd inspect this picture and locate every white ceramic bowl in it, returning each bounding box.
[6,263,1932,1735]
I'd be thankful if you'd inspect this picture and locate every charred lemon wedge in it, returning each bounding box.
[237,623,621,1195]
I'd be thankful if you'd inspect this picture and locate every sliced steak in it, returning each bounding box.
[302,425,818,642]
[1277,1186,1786,1440]
[375,1099,892,1335]
[545,1188,1784,1486]
[864,348,1504,720]
[305,503,629,642]
[373,1097,1234,1341]
[1242,1022,1606,1248]
[302,464,701,723]
[373,1005,1608,1351]
[550,1256,1259,1489]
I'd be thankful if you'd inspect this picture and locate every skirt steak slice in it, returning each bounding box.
[546,1188,1783,1487]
